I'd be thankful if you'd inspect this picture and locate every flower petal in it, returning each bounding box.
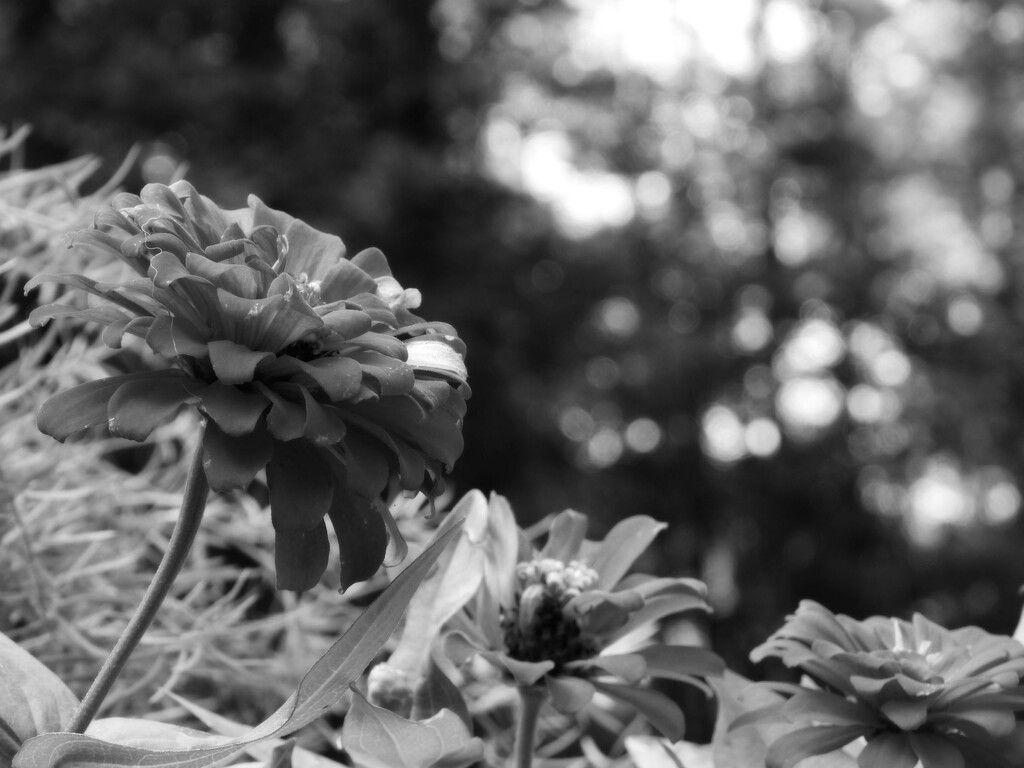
[266,440,334,532]
[325,486,388,591]
[201,419,273,491]
[200,382,270,436]
[37,371,193,442]
[280,217,347,283]
[216,289,322,352]
[405,337,468,382]
[907,732,965,768]
[107,377,205,441]
[255,383,307,441]
[588,516,668,590]
[274,519,330,592]
[783,690,880,728]
[319,308,373,339]
[299,389,347,446]
[319,259,378,303]
[858,732,917,768]
[207,340,275,385]
[351,350,416,396]
[547,676,595,714]
[184,252,264,299]
[541,509,588,562]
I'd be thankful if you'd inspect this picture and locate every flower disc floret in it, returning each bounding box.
[27,181,471,592]
[747,600,1024,768]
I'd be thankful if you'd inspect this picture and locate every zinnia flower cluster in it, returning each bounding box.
[444,494,723,740]
[28,181,470,591]
[746,600,1024,768]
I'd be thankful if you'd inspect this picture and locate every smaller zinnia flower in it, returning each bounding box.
[26,181,470,592]
[443,494,723,741]
[744,600,1024,768]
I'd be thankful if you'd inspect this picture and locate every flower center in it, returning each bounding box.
[501,559,600,668]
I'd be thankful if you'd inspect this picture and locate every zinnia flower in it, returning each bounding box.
[745,600,1024,768]
[27,181,470,591]
[443,493,722,741]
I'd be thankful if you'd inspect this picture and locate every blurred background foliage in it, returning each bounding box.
[3,0,1024,687]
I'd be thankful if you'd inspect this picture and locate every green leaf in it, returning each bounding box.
[636,645,726,682]
[387,494,488,678]
[765,725,868,768]
[12,520,464,768]
[0,631,79,765]
[164,695,344,768]
[83,719,229,751]
[623,736,700,768]
[591,682,686,742]
[341,692,482,768]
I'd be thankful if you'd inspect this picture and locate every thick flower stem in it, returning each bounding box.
[511,685,547,768]
[67,429,210,734]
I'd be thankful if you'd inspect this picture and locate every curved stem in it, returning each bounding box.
[68,428,209,734]
[511,684,546,768]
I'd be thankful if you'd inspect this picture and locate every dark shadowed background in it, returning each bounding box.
[4,0,1024,694]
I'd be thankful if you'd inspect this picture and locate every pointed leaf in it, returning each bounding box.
[591,682,685,742]
[766,726,867,768]
[636,645,726,681]
[341,691,482,768]
[0,631,79,764]
[13,520,464,768]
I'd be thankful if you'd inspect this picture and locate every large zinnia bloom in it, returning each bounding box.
[746,600,1024,768]
[27,181,469,591]
[444,493,723,741]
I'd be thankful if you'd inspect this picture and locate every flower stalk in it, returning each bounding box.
[67,425,210,734]
[511,684,546,768]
